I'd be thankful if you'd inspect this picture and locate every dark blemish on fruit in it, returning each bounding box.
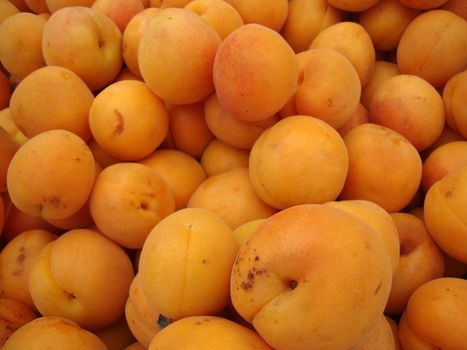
[255,268,267,276]
[254,256,260,261]
[247,271,254,281]
[112,109,125,137]
[241,281,253,291]
[327,97,333,107]
[67,292,76,301]
[203,318,211,322]
[140,201,149,210]
[400,241,416,255]
[16,252,26,265]
[44,196,61,209]
[374,281,382,295]
[289,280,298,290]
[157,314,172,329]
[196,321,202,325]
[12,270,22,276]
[202,259,208,264]
[445,190,453,198]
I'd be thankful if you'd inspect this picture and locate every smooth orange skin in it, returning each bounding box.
[249,115,349,209]
[281,0,342,53]
[92,0,144,32]
[401,278,467,349]
[6,130,96,221]
[89,162,175,249]
[2,316,108,350]
[340,123,422,213]
[0,12,46,80]
[398,0,448,9]
[139,8,221,105]
[359,0,419,51]
[223,0,288,32]
[124,342,146,350]
[443,70,467,139]
[231,204,392,350]
[422,141,467,192]
[89,80,169,161]
[309,21,375,86]
[45,0,96,12]
[0,128,19,193]
[361,60,400,110]
[204,93,279,150]
[25,0,49,14]
[185,0,244,40]
[370,74,445,152]
[213,23,299,122]
[200,139,250,177]
[148,316,273,350]
[187,167,277,229]
[0,1,19,25]
[93,317,136,350]
[325,0,381,11]
[397,10,467,88]
[139,208,239,320]
[385,213,445,315]
[140,149,206,210]
[0,298,36,347]
[87,138,120,169]
[232,218,267,247]
[424,166,467,263]
[347,315,397,350]
[42,6,122,91]
[28,229,135,330]
[0,229,58,310]
[338,103,370,137]
[10,66,93,141]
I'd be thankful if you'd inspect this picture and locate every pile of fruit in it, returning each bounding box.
[0,0,466,349]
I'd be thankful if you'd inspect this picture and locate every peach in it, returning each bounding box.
[185,0,244,40]
[361,60,400,110]
[89,162,175,249]
[281,0,342,53]
[0,12,46,80]
[231,204,392,350]
[139,208,239,320]
[10,66,94,141]
[139,8,221,104]
[223,0,288,32]
[92,0,144,32]
[0,127,19,193]
[7,130,96,221]
[399,278,467,349]
[2,316,107,349]
[140,149,206,210]
[340,123,422,213]
[29,229,134,330]
[93,317,136,350]
[0,298,36,347]
[25,0,49,14]
[200,139,249,176]
[232,218,266,247]
[325,0,381,11]
[370,74,445,152]
[422,141,467,192]
[164,101,215,159]
[42,6,122,91]
[249,115,349,209]
[0,229,58,310]
[89,80,169,161]
[204,93,279,150]
[213,23,298,122]
[397,10,467,88]
[294,48,361,129]
[309,21,375,86]
[0,1,19,25]
[347,315,397,350]
[398,0,448,9]
[337,103,370,137]
[122,7,160,77]
[359,0,419,51]
[424,166,467,263]
[443,70,467,139]
[148,316,273,350]
[385,213,445,315]
[45,0,96,13]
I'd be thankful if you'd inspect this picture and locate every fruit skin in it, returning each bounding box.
[443,70,467,139]
[231,204,392,350]
[0,298,37,347]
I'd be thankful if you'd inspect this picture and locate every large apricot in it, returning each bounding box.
[0,298,36,347]
[200,139,249,176]
[443,70,467,138]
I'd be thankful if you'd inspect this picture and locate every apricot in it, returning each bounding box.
[89,80,169,161]
[370,74,445,151]
[139,208,239,320]
[294,49,361,129]
[398,0,448,9]
[422,125,465,158]
[0,229,58,310]
[386,317,403,350]
[397,10,467,88]
[185,0,244,40]
[0,108,27,146]
[140,149,206,210]
[139,8,221,104]
[337,103,370,137]
[347,315,397,350]
[92,0,144,32]
[89,162,175,249]
[29,229,134,330]
[122,8,160,77]
[2,316,107,349]
[25,0,49,14]
[231,204,392,350]
[424,166,467,263]
[7,130,96,221]
[399,278,467,349]
[213,23,298,122]
[10,66,93,141]
[340,123,422,213]
[281,0,342,53]
[249,115,349,209]
[361,60,400,110]
[124,343,145,350]
[443,70,467,139]
[0,298,36,347]
[87,138,120,169]
[42,6,122,91]
[204,93,279,150]
[232,218,266,247]
[0,1,19,25]
[148,316,273,350]
[45,0,96,12]
[325,0,380,11]
[200,139,249,176]
[93,317,136,350]
[0,12,46,80]
[0,127,19,193]
[385,213,445,315]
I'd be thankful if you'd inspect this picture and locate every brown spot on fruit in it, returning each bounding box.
[241,281,253,291]
[112,109,125,138]
[374,281,382,295]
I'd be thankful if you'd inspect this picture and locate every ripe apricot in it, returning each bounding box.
[0,128,19,193]
[337,103,369,137]
[443,70,467,139]
[398,0,448,9]
[0,1,19,25]
[232,218,266,247]
[361,60,400,110]
[93,317,136,350]
[92,0,144,32]
[200,139,249,176]
[347,315,397,350]
[325,0,380,11]
[45,0,96,12]
[25,0,49,14]
[0,298,36,347]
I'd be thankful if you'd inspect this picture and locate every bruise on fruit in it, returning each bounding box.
[445,190,453,198]
[157,314,172,329]
[111,109,125,138]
